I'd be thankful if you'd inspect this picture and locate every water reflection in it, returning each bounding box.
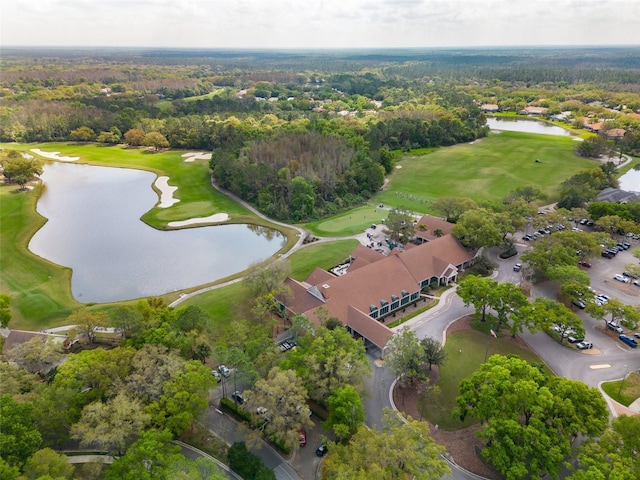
[486,117,572,136]
[29,162,286,303]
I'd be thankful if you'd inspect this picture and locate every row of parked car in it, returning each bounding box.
[602,241,632,258]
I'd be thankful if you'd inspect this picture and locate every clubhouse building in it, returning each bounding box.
[278,216,478,355]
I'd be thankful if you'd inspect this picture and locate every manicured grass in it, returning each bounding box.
[0,182,82,329]
[601,372,640,407]
[374,131,595,213]
[304,205,388,237]
[420,328,550,431]
[182,240,358,326]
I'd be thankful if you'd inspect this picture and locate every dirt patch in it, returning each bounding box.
[391,316,531,480]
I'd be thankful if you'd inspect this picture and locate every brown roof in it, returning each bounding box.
[605,128,626,138]
[2,330,66,353]
[346,244,386,272]
[287,234,476,349]
[414,215,454,242]
[305,267,335,286]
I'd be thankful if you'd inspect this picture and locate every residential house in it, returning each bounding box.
[605,128,626,140]
[480,104,500,113]
[519,106,548,116]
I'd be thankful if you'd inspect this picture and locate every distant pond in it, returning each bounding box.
[619,166,640,192]
[486,117,573,137]
[29,162,286,303]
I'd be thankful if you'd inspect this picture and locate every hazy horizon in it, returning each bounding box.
[2,0,639,50]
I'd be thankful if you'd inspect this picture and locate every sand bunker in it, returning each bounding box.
[182,152,212,162]
[155,176,180,208]
[31,148,80,162]
[168,213,229,227]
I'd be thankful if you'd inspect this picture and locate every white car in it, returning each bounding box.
[613,274,629,283]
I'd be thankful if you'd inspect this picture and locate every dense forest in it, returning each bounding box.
[2,46,640,220]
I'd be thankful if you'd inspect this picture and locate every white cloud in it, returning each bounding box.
[1,0,638,48]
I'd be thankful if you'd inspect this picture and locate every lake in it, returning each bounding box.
[619,167,640,192]
[29,162,286,303]
[486,117,573,136]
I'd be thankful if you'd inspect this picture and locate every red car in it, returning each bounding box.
[299,428,307,447]
[578,260,592,268]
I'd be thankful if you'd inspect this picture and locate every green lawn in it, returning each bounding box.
[305,131,595,233]
[375,131,595,213]
[420,328,550,431]
[601,372,640,407]
[182,239,358,325]
[304,205,389,237]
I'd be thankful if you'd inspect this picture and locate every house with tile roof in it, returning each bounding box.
[605,128,626,140]
[278,234,477,354]
[480,104,500,113]
[519,106,548,116]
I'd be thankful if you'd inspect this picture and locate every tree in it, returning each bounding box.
[124,344,183,403]
[489,282,529,331]
[0,361,39,396]
[385,327,426,395]
[454,354,607,480]
[322,409,449,480]
[281,325,369,404]
[105,429,184,480]
[420,337,446,371]
[432,196,477,223]
[452,208,511,249]
[0,294,11,328]
[324,385,365,441]
[4,335,64,375]
[243,368,313,449]
[23,448,75,480]
[457,275,496,322]
[227,442,276,480]
[145,360,214,436]
[67,308,108,345]
[165,456,227,480]
[124,128,146,146]
[0,155,43,190]
[96,127,122,145]
[71,391,151,455]
[588,298,640,331]
[0,395,42,468]
[109,305,143,340]
[385,207,416,245]
[143,131,170,151]
[69,126,95,142]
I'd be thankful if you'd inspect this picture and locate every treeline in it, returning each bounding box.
[211,132,385,221]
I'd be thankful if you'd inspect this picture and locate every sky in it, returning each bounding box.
[1,0,639,49]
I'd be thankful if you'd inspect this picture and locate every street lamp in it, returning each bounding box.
[617,365,628,397]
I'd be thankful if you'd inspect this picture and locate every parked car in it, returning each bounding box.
[613,274,629,283]
[607,322,624,333]
[576,341,593,350]
[316,443,328,457]
[513,263,522,272]
[572,300,586,309]
[623,271,638,279]
[299,428,307,447]
[256,406,268,415]
[634,332,640,339]
[218,364,231,377]
[601,250,614,259]
[212,369,221,383]
[633,280,640,287]
[567,335,584,343]
[231,391,245,404]
[578,260,592,268]
[618,335,638,348]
